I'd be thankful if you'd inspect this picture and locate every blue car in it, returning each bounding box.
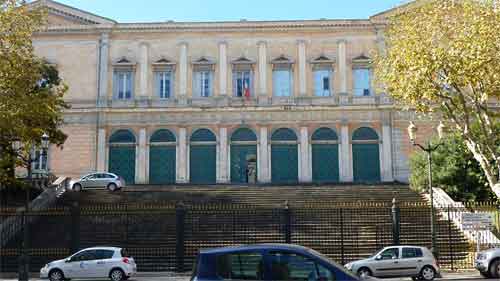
[190,244,367,281]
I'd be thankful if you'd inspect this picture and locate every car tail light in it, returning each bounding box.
[122,258,130,264]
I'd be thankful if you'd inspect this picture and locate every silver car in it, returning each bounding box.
[344,246,440,281]
[69,172,125,192]
[475,247,500,278]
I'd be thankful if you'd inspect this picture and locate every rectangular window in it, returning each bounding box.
[273,69,292,97]
[402,248,423,259]
[314,69,332,97]
[32,148,48,171]
[114,71,134,99]
[353,68,371,96]
[233,71,252,97]
[269,251,335,281]
[155,71,173,99]
[216,252,264,280]
[193,71,213,97]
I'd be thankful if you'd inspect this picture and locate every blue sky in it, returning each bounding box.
[54,0,409,22]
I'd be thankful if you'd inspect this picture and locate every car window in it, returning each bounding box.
[95,250,115,260]
[216,252,263,280]
[402,248,422,259]
[121,249,129,258]
[379,248,399,260]
[105,173,116,179]
[71,250,97,262]
[269,251,334,281]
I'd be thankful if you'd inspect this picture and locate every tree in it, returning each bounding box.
[0,0,69,188]
[374,0,500,198]
[409,132,495,202]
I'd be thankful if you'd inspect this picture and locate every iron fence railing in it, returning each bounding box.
[0,201,498,273]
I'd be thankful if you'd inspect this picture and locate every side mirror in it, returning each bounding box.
[65,258,71,263]
[375,255,382,261]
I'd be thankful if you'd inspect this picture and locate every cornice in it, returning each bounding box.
[38,19,377,35]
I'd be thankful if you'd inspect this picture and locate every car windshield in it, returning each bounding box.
[307,248,359,279]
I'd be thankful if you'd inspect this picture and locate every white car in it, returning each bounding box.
[344,246,440,281]
[68,172,125,192]
[40,247,136,281]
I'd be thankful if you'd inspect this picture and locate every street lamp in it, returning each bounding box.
[407,121,445,260]
[13,134,50,281]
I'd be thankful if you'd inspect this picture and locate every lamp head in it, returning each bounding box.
[407,122,417,144]
[41,133,49,150]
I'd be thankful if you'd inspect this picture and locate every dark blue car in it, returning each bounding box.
[191,244,365,281]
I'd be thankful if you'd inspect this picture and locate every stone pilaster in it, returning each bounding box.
[257,41,267,96]
[178,42,188,97]
[381,124,394,182]
[297,40,307,96]
[138,42,149,99]
[337,39,347,94]
[218,42,228,96]
[258,126,270,183]
[217,127,229,183]
[136,128,147,184]
[340,123,353,182]
[299,126,311,182]
[96,128,106,172]
[177,127,188,183]
[98,33,109,105]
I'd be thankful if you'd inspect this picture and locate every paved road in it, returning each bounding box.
[0,271,485,281]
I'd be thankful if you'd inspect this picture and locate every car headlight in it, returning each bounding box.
[345,263,353,270]
[477,253,488,260]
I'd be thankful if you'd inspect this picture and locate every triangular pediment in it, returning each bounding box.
[271,55,294,64]
[30,0,116,26]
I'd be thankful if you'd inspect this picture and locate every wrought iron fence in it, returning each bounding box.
[0,201,499,273]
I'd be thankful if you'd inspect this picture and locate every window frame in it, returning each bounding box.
[155,70,174,99]
[113,70,134,100]
[272,69,293,97]
[313,68,333,97]
[353,68,372,97]
[233,70,253,97]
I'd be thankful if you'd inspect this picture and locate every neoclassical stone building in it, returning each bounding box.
[31,0,418,185]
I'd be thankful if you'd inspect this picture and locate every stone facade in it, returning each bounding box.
[32,0,436,184]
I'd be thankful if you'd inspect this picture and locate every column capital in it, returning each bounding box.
[257,40,267,46]
[337,39,348,44]
[296,39,307,45]
[218,40,228,46]
[178,41,189,47]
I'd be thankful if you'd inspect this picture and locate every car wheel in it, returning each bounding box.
[357,267,372,278]
[109,268,124,281]
[107,183,117,192]
[49,269,64,281]
[420,266,436,281]
[480,271,491,278]
[489,259,500,278]
[73,183,82,192]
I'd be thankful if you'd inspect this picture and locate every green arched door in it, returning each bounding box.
[230,128,258,183]
[271,128,298,184]
[190,129,217,184]
[352,127,381,183]
[108,130,136,184]
[312,127,339,183]
[149,129,176,184]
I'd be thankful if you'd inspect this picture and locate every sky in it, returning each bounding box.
[53,0,410,23]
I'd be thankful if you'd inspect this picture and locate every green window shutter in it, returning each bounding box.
[312,144,339,183]
[271,144,298,184]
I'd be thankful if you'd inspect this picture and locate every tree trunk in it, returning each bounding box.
[464,139,500,198]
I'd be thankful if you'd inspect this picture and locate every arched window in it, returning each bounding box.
[190,129,216,142]
[352,127,379,141]
[150,129,176,143]
[109,129,136,143]
[311,127,338,141]
[231,128,257,142]
[271,128,297,141]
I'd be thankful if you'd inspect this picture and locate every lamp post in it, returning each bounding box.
[407,121,445,260]
[13,134,50,281]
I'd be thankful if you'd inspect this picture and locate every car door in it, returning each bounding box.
[371,247,401,277]
[399,247,421,276]
[215,250,265,280]
[65,250,97,278]
[81,174,97,188]
[266,250,334,281]
[93,249,116,277]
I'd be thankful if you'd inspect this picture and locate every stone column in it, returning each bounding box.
[177,127,188,183]
[136,128,147,184]
[340,123,353,182]
[98,33,109,106]
[381,124,394,182]
[299,126,311,182]
[257,41,267,98]
[178,42,188,98]
[297,40,307,96]
[337,40,347,94]
[218,42,228,97]
[217,127,229,183]
[138,42,149,100]
[258,126,270,183]
[96,128,106,172]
